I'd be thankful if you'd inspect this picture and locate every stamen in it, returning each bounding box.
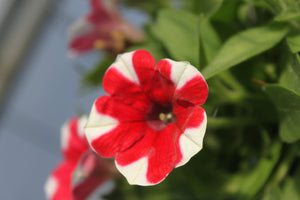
[94,40,106,49]
[159,113,166,121]
[159,112,174,123]
[166,113,173,120]
[73,171,86,179]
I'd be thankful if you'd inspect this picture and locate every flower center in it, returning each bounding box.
[146,103,175,130]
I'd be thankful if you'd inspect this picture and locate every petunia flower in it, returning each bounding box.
[44,116,115,200]
[84,50,209,186]
[68,0,145,57]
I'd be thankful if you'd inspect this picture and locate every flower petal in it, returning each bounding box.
[115,124,182,185]
[102,51,142,96]
[115,157,150,185]
[175,64,208,106]
[131,49,156,84]
[173,105,207,167]
[90,121,147,158]
[94,95,148,122]
[45,161,76,200]
[61,117,88,161]
[156,59,208,105]
[72,152,114,200]
[85,99,149,158]
[87,0,112,25]
[156,59,188,87]
[69,33,100,55]
[75,180,115,200]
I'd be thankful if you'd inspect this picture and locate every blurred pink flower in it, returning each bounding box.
[44,116,115,200]
[68,0,145,57]
[84,50,209,186]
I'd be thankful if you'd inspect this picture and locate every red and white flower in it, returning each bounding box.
[84,50,209,186]
[68,0,145,57]
[45,116,115,200]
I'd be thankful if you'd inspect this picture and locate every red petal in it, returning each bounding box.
[87,0,112,24]
[132,50,156,83]
[103,66,145,99]
[94,95,149,122]
[115,127,156,165]
[174,104,206,130]
[144,70,175,106]
[146,123,182,183]
[91,122,147,158]
[133,51,175,106]
[69,33,99,54]
[115,123,182,184]
[73,177,109,200]
[156,59,208,106]
[175,75,208,106]
[61,118,88,162]
[45,161,76,200]
[72,154,111,200]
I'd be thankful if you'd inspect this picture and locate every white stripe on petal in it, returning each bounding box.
[176,63,204,89]
[110,51,139,85]
[115,157,152,186]
[60,121,70,150]
[84,104,119,149]
[163,59,189,87]
[176,112,207,167]
[44,176,57,200]
[77,115,88,138]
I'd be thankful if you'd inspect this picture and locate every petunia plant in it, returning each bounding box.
[48,0,300,199]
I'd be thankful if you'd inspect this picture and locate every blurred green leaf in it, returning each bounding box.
[274,10,300,22]
[185,0,223,17]
[212,0,240,22]
[225,140,281,199]
[202,23,288,79]
[150,9,199,66]
[199,16,222,65]
[265,85,300,143]
[280,55,300,94]
[287,33,300,53]
[282,178,300,200]
[81,56,114,86]
[261,185,282,200]
[282,167,300,200]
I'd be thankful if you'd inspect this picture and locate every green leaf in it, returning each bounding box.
[287,33,300,53]
[238,141,282,198]
[212,0,240,23]
[185,0,223,17]
[282,168,300,200]
[224,140,282,199]
[150,9,199,66]
[262,185,282,200]
[202,24,288,79]
[279,55,300,94]
[282,178,300,200]
[274,10,300,22]
[265,85,300,143]
[81,56,114,86]
[199,16,222,64]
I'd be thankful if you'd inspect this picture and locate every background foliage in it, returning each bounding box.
[82,0,300,199]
